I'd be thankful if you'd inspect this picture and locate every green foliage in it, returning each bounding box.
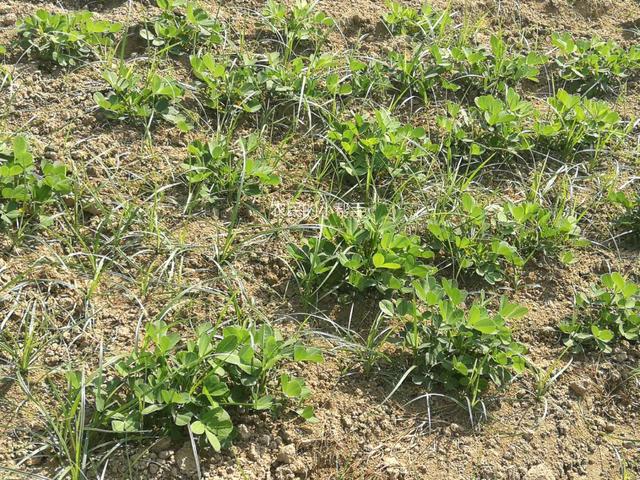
[383,278,527,406]
[0,45,12,90]
[266,52,351,101]
[561,273,640,352]
[427,193,584,284]
[383,1,452,40]
[262,0,334,59]
[325,109,433,191]
[0,136,71,228]
[183,134,280,207]
[289,205,435,297]
[190,54,263,114]
[17,9,122,66]
[609,190,640,243]
[536,89,625,161]
[438,87,535,160]
[451,35,547,93]
[93,64,192,131]
[140,0,224,54]
[79,321,322,452]
[382,45,458,102]
[347,56,392,99]
[552,33,640,97]
[190,52,350,123]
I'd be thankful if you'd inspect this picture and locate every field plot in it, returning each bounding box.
[0,0,639,479]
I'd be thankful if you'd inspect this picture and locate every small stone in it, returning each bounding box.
[0,13,16,26]
[291,459,307,475]
[237,424,251,441]
[152,437,172,453]
[604,423,615,433]
[558,421,570,436]
[614,352,628,362]
[569,381,588,397]
[383,457,400,469]
[174,443,197,475]
[158,450,172,460]
[449,423,463,435]
[258,434,272,447]
[247,444,259,461]
[26,456,43,466]
[148,463,159,475]
[523,429,534,442]
[276,444,296,465]
[524,463,556,480]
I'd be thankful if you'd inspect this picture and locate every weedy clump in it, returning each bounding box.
[609,190,640,244]
[191,51,350,128]
[426,193,584,285]
[382,277,527,407]
[140,0,225,55]
[261,0,335,60]
[438,87,535,162]
[289,205,435,299]
[182,133,280,208]
[0,45,12,90]
[450,35,548,94]
[190,53,264,115]
[324,109,434,196]
[560,273,639,352]
[346,56,392,100]
[75,321,322,453]
[551,33,640,97]
[17,10,122,67]
[93,64,192,132]
[380,44,458,105]
[262,52,352,114]
[535,88,626,162]
[382,1,452,41]
[0,136,71,230]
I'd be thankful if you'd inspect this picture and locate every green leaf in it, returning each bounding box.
[205,430,221,452]
[468,305,498,334]
[254,395,273,410]
[191,420,206,435]
[281,374,304,398]
[498,299,528,320]
[297,405,319,423]
[591,325,613,342]
[293,345,324,363]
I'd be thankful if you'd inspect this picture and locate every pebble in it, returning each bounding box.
[449,423,463,435]
[569,381,588,397]
[383,457,400,468]
[158,450,172,460]
[237,424,251,440]
[174,443,197,475]
[557,421,570,436]
[524,463,556,480]
[0,13,16,26]
[247,444,259,461]
[614,352,628,362]
[276,444,296,465]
